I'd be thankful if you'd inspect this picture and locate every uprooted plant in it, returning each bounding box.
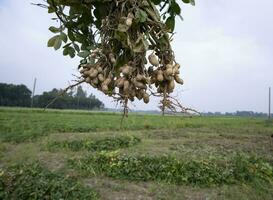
[36,0,196,115]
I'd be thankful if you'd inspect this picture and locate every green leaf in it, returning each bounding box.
[151,0,161,5]
[135,9,148,23]
[63,47,69,56]
[54,37,62,50]
[133,35,149,53]
[75,33,85,43]
[93,8,101,19]
[86,46,95,50]
[60,32,68,43]
[165,16,175,32]
[67,47,76,58]
[77,50,90,58]
[47,35,59,47]
[114,31,128,47]
[68,30,75,41]
[182,0,195,5]
[117,23,129,32]
[69,6,83,16]
[93,3,108,20]
[63,42,72,48]
[80,59,87,64]
[49,26,61,33]
[73,43,80,52]
[81,43,87,51]
[94,20,102,29]
[48,6,57,13]
[171,2,181,15]
[89,58,95,65]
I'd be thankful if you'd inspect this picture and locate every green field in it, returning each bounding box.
[0,107,273,199]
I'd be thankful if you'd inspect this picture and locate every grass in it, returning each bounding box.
[1,107,272,143]
[0,107,273,199]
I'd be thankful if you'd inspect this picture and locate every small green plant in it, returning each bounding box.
[47,135,141,152]
[69,152,273,186]
[0,163,98,200]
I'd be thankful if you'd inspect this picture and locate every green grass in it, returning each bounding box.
[0,107,271,143]
[0,107,273,199]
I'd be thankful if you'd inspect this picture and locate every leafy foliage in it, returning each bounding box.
[45,0,195,57]
[47,135,141,151]
[0,163,99,200]
[69,152,273,186]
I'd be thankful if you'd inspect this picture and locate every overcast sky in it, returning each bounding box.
[0,0,272,112]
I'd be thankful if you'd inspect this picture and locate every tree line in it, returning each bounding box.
[0,83,104,110]
[203,111,271,118]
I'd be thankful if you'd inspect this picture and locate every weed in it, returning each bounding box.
[0,163,99,200]
[47,135,141,152]
[69,152,273,186]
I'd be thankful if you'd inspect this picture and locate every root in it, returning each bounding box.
[167,96,201,115]
[150,90,200,116]
[120,97,129,128]
[162,85,167,116]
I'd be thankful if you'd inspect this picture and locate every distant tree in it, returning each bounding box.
[236,111,254,117]
[34,88,104,110]
[0,83,31,107]
[87,94,105,109]
[0,82,104,110]
[203,111,268,117]
[75,86,86,98]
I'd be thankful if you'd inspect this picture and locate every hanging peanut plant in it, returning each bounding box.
[38,0,196,116]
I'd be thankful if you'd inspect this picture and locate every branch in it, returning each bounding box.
[53,0,111,6]
[54,0,89,6]
[31,3,48,8]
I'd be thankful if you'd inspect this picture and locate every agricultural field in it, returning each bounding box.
[0,107,273,200]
